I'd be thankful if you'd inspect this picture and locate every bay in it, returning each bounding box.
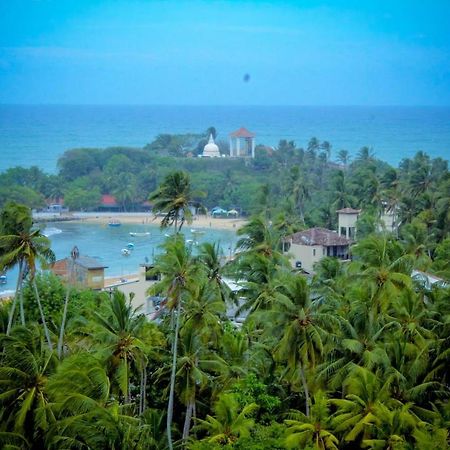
[0,221,237,293]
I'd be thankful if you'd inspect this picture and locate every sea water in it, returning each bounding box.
[1,105,450,174]
[0,221,238,293]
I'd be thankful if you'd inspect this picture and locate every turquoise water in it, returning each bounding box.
[0,221,237,293]
[1,105,449,173]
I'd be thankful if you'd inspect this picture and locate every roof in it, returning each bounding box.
[51,259,68,276]
[336,207,361,214]
[286,228,350,246]
[229,127,255,138]
[74,256,108,270]
[101,194,118,206]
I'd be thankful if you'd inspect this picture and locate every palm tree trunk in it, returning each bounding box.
[18,260,25,326]
[7,259,24,335]
[182,397,195,441]
[299,362,310,417]
[167,299,181,450]
[33,280,53,351]
[57,286,70,359]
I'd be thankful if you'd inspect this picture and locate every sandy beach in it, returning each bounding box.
[35,211,248,231]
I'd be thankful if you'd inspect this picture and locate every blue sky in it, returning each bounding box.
[1,0,449,105]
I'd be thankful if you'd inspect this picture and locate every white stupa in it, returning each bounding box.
[202,134,221,157]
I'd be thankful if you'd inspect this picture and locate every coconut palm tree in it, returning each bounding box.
[285,391,339,449]
[0,201,33,329]
[93,290,147,404]
[0,202,55,350]
[194,392,258,446]
[149,171,203,233]
[148,234,202,450]
[0,324,58,447]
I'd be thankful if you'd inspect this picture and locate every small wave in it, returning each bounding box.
[43,227,63,237]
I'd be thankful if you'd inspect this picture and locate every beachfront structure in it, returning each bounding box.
[52,255,108,290]
[202,134,221,157]
[379,206,399,234]
[337,207,360,240]
[229,127,255,158]
[283,228,351,273]
[104,263,161,316]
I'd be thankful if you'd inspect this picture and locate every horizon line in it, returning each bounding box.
[1,103,450,108]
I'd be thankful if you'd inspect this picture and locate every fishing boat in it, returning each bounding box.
[126,243,135,249]
[108,219,121,227]
[190,229,205,235]
[129,231,150,237]
[0,274,6,285]
[121,248,131,256]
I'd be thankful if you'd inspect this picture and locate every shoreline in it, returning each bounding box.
[34,212,247,232]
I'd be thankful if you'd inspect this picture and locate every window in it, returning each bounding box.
[340,226,347,237]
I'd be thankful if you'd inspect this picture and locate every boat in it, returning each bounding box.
[129,232,150,237]
[126,243,135,249]
[121,248,131,256]
[0,274,6,285]
[190,229,205,235]
[108,220,121,227]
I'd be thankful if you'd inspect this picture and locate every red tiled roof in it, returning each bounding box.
[287,228,350,246]
[102,194,118,206]
[51,259,68,276]
[336,207,361,214]
[229,127,255,138]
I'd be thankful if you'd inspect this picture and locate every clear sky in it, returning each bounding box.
[1,0,449,105]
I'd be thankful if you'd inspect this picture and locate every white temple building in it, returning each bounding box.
[202,134,221,157]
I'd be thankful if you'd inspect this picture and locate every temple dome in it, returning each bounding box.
[202,134,220,157]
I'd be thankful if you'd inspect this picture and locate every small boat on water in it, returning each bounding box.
[129,232,150,237]
[108,220,121,227]
[121,248,131,256]
[190,229,205,235]
[126,243,135,249]
[0,274,6,285]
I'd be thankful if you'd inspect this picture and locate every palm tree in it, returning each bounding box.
[149,234,202,450]
[352,235,413,317]
[196,241,232,304]
[270,273,334,416]
[47,352,147,449]
[149,171,203,233]
[0,202,55,350]
[331,366,412,446]
[285,391,339,449]
[0,324,58,447]
[0,202,33,329]
[194,392,258,445]
[93,290,147,404]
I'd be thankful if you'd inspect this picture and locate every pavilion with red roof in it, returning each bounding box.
[229,127,256,158]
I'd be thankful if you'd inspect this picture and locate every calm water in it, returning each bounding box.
[0,105,449,173]
[0,221,237,293]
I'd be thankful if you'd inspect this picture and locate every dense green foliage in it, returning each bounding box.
[0,134,449,448]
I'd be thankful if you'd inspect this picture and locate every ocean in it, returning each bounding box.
[0,105,449,174]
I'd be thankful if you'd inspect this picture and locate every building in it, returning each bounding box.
[202,134,221,157]
[229,127,256,158]
[51,252,108,290]
[283,227,351,273]
[337,207,361,240]
[379,205,399,234]
[104,263,162,316]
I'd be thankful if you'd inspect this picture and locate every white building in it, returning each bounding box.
[202,134,221,158]
[283,227,351,273]
[337,207,360,240]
